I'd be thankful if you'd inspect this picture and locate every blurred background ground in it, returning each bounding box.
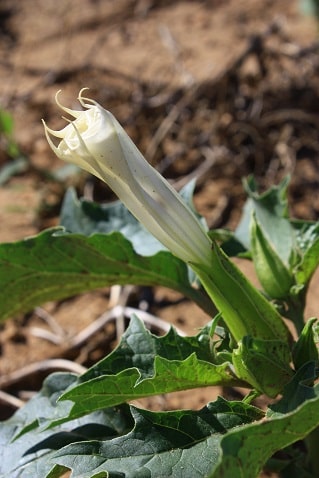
[0,0,319,440]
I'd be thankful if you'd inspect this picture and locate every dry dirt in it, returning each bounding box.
[0,0,319,449]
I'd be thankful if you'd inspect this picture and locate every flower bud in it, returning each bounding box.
[250,213,294,299]
[43,89,212,265]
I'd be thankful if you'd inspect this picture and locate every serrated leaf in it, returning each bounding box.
[12,318,241,437]
[0,377,263,478]
[79,315,214,381]
[210,383,319,477]
[0,372,133,477]
[51,317,241,426]
[0,228,214,321]
[47,399,263,478]
[2,345,318,477]
[59,354,237,422]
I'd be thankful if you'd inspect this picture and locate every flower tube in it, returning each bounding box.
[43,89,212,266]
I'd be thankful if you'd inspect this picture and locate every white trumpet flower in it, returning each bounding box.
[44,89,291,346]
[43,89,212,265]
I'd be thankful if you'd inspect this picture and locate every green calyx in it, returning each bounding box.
[191,240,291,344]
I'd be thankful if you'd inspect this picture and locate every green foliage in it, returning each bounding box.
[232,336,293,397]
[0,323,318,477]
[0,108,19,158]
[300,0,319,19]
[212,369,319,478]
[0,108,28,184]
[191,244,290,344]
[292,318,319,370]
[53,317,242,425]
[0,176,319,477]
[250,212,294,299]
[0,228,214,321]
[60,181,202,257]
[220,176,319,333]
[60,187,167,256]
[0,370,263,478]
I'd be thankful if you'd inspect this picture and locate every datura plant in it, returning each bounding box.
[43,90,289,347]
[0,90,318,478]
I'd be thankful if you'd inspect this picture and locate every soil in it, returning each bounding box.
[0,0,319,468]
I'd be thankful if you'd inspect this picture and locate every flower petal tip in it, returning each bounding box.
[54,90,81,118]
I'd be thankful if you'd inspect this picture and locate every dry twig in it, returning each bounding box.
[0,359,87,389]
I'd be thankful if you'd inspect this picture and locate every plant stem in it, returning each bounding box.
[284,293,306,336]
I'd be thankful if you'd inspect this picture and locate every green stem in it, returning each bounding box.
[283,291,307,336]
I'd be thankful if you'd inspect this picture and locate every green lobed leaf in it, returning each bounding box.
[57,355,237,424]
[0,228,214,321]
[46,399,263,478]
[51,317,242,426]
[1,338,318,477]
[0,368,262,478]
[210,364,319,478]
[0,372,133,477]
[11,318,241,437]
[78,315,214,382]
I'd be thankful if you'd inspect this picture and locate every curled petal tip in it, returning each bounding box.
[42,120,65,139]
[43,122,61,156]
[54,90,81,118]
[78,91,97,108]
[78,87,90,101]
[54,89,62,103]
